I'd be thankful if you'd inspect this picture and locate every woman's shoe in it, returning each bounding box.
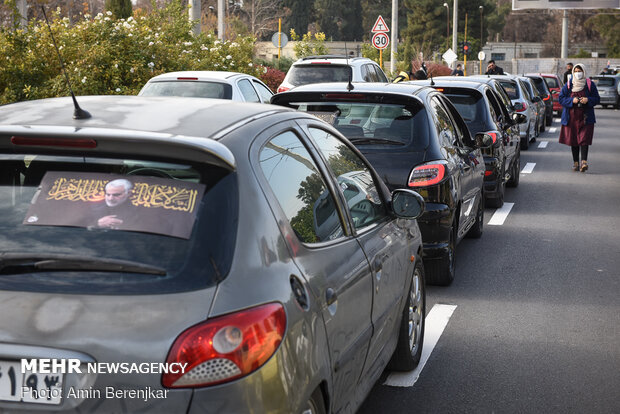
[572,162,579,171]
[580,161,588,172]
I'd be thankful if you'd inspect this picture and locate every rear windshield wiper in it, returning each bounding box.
[0,253,166,276]
[348,137,405,146]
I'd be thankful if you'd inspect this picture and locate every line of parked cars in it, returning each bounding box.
[0,55,611,414]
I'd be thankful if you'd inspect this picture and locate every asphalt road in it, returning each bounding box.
[359,108,620,414]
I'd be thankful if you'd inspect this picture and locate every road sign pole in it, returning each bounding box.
[380,49,383,69]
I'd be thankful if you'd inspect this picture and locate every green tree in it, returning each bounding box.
[586,12,620,58]
[105,0,133,20]
[314,0,340,39]
[401,0,445,66]
[283,0,313,36]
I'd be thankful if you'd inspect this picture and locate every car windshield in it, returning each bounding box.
[0,154,237,295]
[498,81,519,99]
[544,76,560,89]
[592,77,615,87]
[288,65,351,86]
[139,81,233,99]
[292,101,429,151]
[444,91,494,135]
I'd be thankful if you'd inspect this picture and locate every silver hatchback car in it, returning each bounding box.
[496,77,540,149]
[138,71,274,103]
[0,96,425,413]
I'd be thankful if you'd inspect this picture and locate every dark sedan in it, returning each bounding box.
[412,79,524,207]
[0,96,426,413]
[272,83,492,286]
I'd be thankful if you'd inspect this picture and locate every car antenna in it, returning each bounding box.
[41,6,91,120]
[345,42,354,91]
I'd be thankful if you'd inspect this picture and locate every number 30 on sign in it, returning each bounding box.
[372,32,389,50]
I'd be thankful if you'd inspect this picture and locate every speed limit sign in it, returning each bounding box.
[372,32,389,50]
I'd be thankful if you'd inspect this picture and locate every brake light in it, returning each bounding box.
[434,87,445,92]
[408,163,446,187]
[162,303,286,388]
[277,86,290,93]
[485,170,493,176]
[487,132,498,144]
[176,77,199,81]
[516,102,528,112]
[11,136,97,148]
[323,93,366,100]
[543,95,550,101]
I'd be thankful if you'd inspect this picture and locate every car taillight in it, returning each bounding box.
[408,163,446,187]
[177,77,198,81]
[543,94,550,101]
[277,85,290,93]
[162,303,286,388]
[487,132,498,144]
[11,136,97,148]
[516,102,528,112]
[485,170,493,176]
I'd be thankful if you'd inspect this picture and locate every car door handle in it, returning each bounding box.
[325,288,337,306]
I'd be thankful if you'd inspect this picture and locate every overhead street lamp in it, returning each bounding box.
[443,3,450,50]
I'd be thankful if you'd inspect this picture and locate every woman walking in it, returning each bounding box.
[558,63,600,172]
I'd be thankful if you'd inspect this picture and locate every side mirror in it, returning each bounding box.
[391,189,425,219]
[512,112,527,124]
[475,132,494,148]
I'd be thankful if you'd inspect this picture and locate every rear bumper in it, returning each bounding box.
[482,156,502,198]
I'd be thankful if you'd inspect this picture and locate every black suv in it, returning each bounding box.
[272,83,492,285]
[413,79,525,208]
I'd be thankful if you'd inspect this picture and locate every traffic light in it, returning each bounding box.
[463,42,471,55]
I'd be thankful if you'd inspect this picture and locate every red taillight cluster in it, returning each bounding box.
[11,136,97,148]
[543,94,551,101]
[277,86,290,93]
[162,303,286,388]
[408,163,446,187]
[516,102,528,112]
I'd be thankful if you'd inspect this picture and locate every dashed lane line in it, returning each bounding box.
[384,304,457,387]
[538,141,548,148]
[521,162,536,174]
[549,127,557,133]
[488,202,515,226]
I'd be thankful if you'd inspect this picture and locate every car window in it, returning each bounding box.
[591,77,615,87]
[429,96,457,148]
[139,81,233,99]
[372,65,388,82]
[519,80,532,100]
[289,101,430,151]
[259,130,345,243]
[308,128,387,231]
[444,90,494,136]
[438,96,470,147]
[288,65,351,86]
[252,80,274,102]
[486,89,507,124]
[361,64,372,82]
[499,80,519,99]
[237,79,260,102]
[0,154,237,295]
[544,76,560,89]
[530,77,549,95]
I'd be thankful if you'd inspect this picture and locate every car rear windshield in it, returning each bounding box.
[444,90,494,135]
[498,81,519,99]
[0,154,237,295]
[592,77,615,87]
[543,76,560,89]
[140,81,233,99]
[292,102,429,151]
[529,78,548,95]
[287,65,351,86]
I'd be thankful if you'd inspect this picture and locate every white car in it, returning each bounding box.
[277,55,388,93]
[138,71,274,103]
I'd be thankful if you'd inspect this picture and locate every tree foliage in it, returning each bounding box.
[283,0,312,36]
[586,11,620,58]
[290,29,329,58]
[105,0,132,20]
[0,0,259,104]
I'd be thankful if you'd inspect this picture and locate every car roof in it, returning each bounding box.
[524,73,560,78]
[0,96,295,168]
[274,81,429,97]
[145,71,253,82]
[410,79,488,92]
[293,55,375,65]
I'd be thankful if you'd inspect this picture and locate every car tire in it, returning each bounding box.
[540,119,546,133]
[304,388,327,414]
[388,260,425,371]
[520,133,530,150]
[487,176,505,208]
[507,152,520,188]
[546,111,553,126]
[466,195,484,239]
[602,104,608,109]
[425,222,456,286]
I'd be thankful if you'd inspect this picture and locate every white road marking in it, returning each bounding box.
[549,127,557,133]
[521,162,536,174]
[384,304,457,387]
[488,202,515,226]
[554,118,561,123]
[538,141,548,148]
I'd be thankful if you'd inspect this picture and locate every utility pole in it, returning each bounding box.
[561,10,568,59]
[189,0,201,35]
[218,0,225,40]
[17,0,27,28]
[452,0,458,70]
[390,0,398,75]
